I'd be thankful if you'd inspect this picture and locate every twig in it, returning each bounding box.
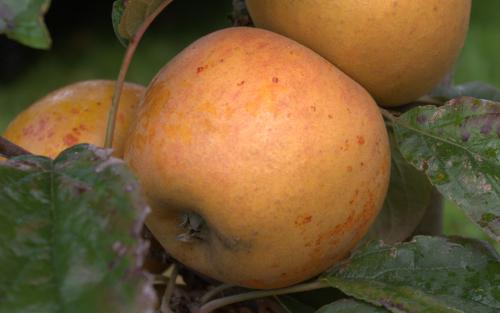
[0,136,32,158]
[200,283,236,304]
[160,264,179,313]
[198,280,330,313]
[104,0,174,149]
[379,108,397,122]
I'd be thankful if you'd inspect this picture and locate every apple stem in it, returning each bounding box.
[414,95,446,106]
[0,136,32,158]
[104,0,174,150]
[200,283,236,304]
[379,108,398,122]
[160,264,179,313]
[197,280,331,313]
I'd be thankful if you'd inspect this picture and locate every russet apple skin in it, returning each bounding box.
[246,0,471,107]
[3,80,145,158]
[125,27,390,289]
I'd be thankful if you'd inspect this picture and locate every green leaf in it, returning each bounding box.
[391,97,500,241]
[0,0,51,49]
[323,236,500,313]
[432,82,500,102]
[111,0,128,47]
[112,0,164,47]
[316,299,389,313]
[0,144,155,313]
[366,130,433,244]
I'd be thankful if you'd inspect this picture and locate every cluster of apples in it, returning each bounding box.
[3,1,471,289]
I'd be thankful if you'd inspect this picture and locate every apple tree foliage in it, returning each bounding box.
[0,0,498,312]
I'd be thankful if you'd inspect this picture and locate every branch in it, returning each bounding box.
[198,280,330,313]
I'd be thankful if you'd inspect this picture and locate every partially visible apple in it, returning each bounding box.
[125,27,390,289]
[246,0,471,106]
[2,80,145,158]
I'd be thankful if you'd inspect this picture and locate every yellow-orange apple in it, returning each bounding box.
[246,0,471,107]
[125,27,390,289]
[3,80,145,158]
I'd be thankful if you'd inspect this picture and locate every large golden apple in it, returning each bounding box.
[3,80,145,158]
[125,27,390,289]
[246,0,471,107]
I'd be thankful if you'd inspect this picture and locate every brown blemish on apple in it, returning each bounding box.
[70,108,80,115]
[347,165,353,172]
[237,80,245,86]
[295,214,312,226]
[339,139,349,152]
[22,125,34,137]
[272,77,279,83]
[196,65,208,74]
[314,210,355,249]
[349,189,360,205]
[357,136,365,145]
[63,133,78,146]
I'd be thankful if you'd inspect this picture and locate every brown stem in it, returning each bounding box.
[0,136,32,158]
[198,280,330,313]
[104,0,174,149]
[379,108,398,121]
[200,283,236,304]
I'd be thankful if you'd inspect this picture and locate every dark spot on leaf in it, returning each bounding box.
[112,241,128,257]
[421,161,429,171]
[480,213,496,224]
[378,299,409,312]
[461,131,470,142]
[416,114,427,124]
[73,184,90,195]
[480,123,492,135]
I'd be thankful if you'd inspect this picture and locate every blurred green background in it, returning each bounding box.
[0,1,498,248]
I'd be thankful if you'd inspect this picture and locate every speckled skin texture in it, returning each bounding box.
[3,80,145,158]
[246,0,471,107]
[125,27,390,289]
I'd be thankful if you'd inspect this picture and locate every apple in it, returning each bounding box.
[246,0,471,107]
[2,80,145,158]
[125,27,390,289]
